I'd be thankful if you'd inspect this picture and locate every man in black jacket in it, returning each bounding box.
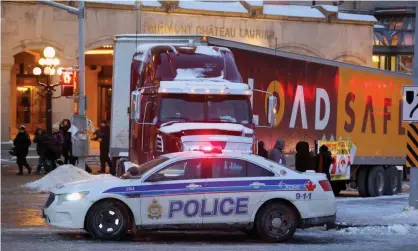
[96,120,112,174]
[13,125,32,175]
[33,128,49,174]
[316,144,332,181]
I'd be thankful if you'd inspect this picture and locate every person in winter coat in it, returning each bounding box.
[44,123,64,172]
[315,144,332,181]
[295,141,313,172]
[95,120,113,174]
[257,141,268,158]
[269,139,286,165]
[33,128,48,174]
[60,119,72,164]
[13,125,32,175]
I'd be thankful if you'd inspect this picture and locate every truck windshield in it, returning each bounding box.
[158,95,251,124]
[153,47,242,83]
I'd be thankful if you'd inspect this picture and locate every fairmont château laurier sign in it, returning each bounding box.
[141,12,276,44]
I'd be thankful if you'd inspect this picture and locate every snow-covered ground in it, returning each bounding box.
[336,194,418,226]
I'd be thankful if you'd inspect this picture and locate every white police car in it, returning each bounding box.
[43,149,336,242]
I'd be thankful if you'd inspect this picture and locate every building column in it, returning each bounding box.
[1,58,14,142]
[85,66,102,129]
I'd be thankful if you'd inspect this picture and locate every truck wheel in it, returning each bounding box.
[87,200,130,241]
[383,166,399,196]
[367,166,385,197]
[256,203,297,243]
[357,167,369,197]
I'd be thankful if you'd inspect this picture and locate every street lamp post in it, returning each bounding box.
[33,47,63,134]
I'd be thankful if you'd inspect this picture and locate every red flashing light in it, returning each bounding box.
[195,146,223,154]
[319,180,332,192]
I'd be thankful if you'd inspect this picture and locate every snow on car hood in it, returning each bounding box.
[159,122,254,135]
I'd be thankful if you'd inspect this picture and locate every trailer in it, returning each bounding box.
[207,37,411,197]
[110,34,411,197]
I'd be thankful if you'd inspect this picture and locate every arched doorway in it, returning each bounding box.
[12,51,49,134]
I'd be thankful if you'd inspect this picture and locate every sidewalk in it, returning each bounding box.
[1,140,101,167]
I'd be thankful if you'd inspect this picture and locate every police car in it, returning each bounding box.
[43,148,336,242]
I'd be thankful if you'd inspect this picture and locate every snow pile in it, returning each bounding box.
[320,5,338,13]
[402,182,410,190]
[85,0,135,5]
[24,165,116,193]
[338,13,377,22]
[195,46,222,57]
[175,68,208,80]
[382,206,418,222]
[140,0,161,7]
[244,0,263,7]
[179,0,248,13]
[338,225,414,235]
[263,5,325,18]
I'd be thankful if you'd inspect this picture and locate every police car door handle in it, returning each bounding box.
[250,182,265,188]
[186,184,201,189]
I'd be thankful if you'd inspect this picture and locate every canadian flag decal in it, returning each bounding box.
[305,180,316,191]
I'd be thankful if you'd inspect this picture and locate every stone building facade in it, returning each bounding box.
[1,1,376,141]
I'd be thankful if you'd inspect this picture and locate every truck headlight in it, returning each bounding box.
[57,192,89,204]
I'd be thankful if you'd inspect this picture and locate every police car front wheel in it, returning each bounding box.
[86,200,130,241]
[256,203,297,243]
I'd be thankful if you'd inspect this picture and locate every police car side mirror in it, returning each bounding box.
[147,173,165,182]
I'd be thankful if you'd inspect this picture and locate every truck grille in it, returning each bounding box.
[156,135,164,152]
[44,193,55,208]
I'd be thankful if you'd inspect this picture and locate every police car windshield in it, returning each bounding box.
[129,157,170,178]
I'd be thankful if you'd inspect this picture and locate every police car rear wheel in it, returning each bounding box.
[256,203,297,243]
[87,200,130,241]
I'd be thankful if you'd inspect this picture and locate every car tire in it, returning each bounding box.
[86,200,130,241]
[256,202,297,243]
[357,167,369,197]
[367,166,385,197]
[383,166,399,196]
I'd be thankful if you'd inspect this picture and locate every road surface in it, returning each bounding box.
[2,165,418,251]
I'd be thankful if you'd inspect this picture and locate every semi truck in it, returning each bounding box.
[110,35,411,197]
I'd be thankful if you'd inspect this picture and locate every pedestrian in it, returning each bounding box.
[257,141,268,158]
[33,128,48,174]
[60,119,72,164]
[315,144,332,181]
[95,120,113,174]
[295,141,313,172]
[13,125,32,175]
[44,123,64,172]
[268,139,286,165]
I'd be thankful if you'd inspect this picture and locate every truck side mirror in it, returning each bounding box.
[267,95,277,127]
[131,90,142,122]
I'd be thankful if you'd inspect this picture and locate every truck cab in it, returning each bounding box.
[129,45,268,165]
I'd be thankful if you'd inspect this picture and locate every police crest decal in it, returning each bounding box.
[147,199,162,219]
